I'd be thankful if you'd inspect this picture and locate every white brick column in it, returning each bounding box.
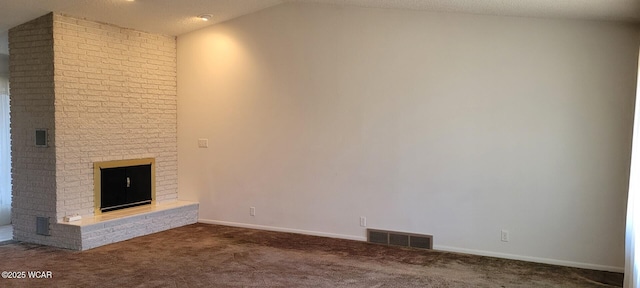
[9,13,191,250]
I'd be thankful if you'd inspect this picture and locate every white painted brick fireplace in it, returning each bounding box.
[9,13,197,250]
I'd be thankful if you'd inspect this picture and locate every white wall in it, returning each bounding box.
[0,31,7,56]
[0,62,9,226]
[0,54,8,75]
[177,3,640,271]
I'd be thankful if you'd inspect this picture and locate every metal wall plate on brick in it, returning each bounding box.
[35,129,48,147]
[36,217,50,236]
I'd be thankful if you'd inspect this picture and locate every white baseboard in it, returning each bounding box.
[433,245,624,273]
[198,219,367,242]
[197,219,623,273]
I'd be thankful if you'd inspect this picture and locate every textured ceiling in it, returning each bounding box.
[293,0,640,22]
[0,0,284,37]
[0,0,638,40]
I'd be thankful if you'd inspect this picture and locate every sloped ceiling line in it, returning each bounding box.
[0,0,638,39]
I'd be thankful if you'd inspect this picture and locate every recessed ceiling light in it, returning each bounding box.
[198,14,213,21]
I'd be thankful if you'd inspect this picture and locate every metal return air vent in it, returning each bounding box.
[367,229,433,250]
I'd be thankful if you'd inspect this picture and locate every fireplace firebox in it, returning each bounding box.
[94,158,155,214]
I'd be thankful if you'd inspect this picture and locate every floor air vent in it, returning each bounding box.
[367,229,433,250]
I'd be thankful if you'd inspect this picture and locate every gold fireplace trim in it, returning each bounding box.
[93,158,156,215]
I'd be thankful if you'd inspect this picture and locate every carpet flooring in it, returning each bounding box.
[0,223,623,287]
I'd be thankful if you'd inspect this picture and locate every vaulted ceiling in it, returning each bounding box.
[0,0,639,54]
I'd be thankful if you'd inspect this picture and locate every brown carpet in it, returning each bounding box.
[0,223,623,287]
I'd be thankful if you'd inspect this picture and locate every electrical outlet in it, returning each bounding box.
[250,207,255,216]
[360,216,366,227]
[501,229,509,242]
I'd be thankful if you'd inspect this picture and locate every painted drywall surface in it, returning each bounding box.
[0,54,8,75]
[0,31,7,55]
[177,3,639,270]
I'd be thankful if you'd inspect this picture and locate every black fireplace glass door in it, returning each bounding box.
[126,165,152,204]
[101,167,127,210]
[100,164,152,212]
